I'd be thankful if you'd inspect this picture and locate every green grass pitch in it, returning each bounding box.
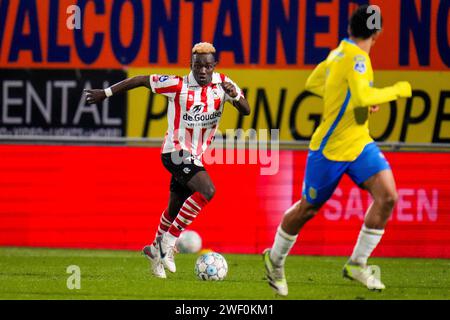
[0,247,448,300]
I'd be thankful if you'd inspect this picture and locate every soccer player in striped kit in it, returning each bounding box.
[263,5,412,295]
[85,42,250,278]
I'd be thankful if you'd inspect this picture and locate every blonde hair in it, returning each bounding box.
[192,42,216,54]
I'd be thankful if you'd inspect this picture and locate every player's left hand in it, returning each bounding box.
[84,89,106,105]
[221,82,238,99]
[370,105,380,114]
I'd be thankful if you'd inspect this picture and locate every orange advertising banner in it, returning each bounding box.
[0,0,448,70]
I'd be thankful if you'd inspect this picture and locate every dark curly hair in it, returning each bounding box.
[349,4,383,39]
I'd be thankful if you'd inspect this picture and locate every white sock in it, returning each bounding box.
[269,226,298,267]
[163,232,178,248]
[350,224,384,266]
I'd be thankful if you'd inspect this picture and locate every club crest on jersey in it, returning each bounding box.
[159,75,169,82]
[354,55,367,74]
[212,89,220,99]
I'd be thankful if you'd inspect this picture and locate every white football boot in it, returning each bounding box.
[263,249,288,296]
[142,244,166,278]
[343,262,386,291]
[157,235,177,273]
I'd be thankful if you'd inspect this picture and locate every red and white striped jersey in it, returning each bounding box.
[149,72,244,160]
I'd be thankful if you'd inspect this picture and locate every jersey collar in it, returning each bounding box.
[341,38,369,57]
[342,38,359,47]
[343,37,356,44]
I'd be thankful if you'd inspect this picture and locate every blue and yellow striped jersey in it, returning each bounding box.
[306,39,411,161]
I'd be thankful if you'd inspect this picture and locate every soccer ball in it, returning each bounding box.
[176,230,202,253]
[195,252,228,281]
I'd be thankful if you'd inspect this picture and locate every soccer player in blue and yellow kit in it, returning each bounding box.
[263,5,412,295]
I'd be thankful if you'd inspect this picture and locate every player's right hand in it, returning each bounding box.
[84,89,107,105]
[394,81,412,98]
[221,82,238,99]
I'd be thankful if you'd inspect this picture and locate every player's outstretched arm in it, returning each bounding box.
[221,82,251,116]
[348,76,412,107]
[84,75,151,105]
[305,60,327,97]
[347,57,412,107]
